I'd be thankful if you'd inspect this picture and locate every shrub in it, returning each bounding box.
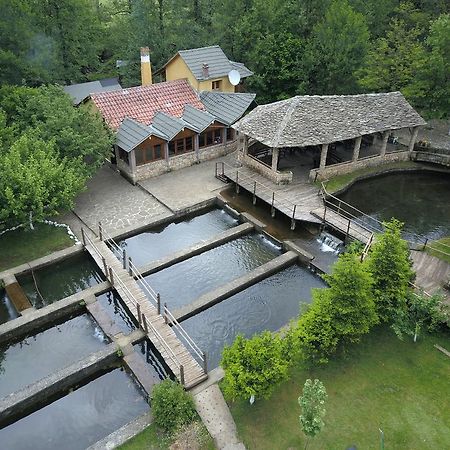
[151,379,197,434]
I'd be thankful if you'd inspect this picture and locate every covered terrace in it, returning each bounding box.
[233,92,426,184]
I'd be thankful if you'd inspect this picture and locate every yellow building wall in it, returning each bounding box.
[165,54,236,92]
[165,55,199,90]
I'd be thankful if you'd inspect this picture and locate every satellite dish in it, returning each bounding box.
[228,69,241,86]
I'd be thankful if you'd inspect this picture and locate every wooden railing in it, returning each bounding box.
[97,224,207,375]
[215,161,299,229]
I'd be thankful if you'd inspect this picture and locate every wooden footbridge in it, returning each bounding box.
[81,226,207,389]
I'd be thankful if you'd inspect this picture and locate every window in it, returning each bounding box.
[199,128,223,147]
[212,80,221,91]
[135,141,165,165]
[168,135,195,157]
[226,128,234,141]
[118,147,130,165]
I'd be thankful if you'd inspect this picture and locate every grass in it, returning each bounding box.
[0,223,74,272]
[229,326,450,450]
[425,237,450,264]
[319,161,420,193]
[118,422,215,450]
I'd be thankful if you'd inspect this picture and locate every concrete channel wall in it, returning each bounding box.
[173,251,299,322]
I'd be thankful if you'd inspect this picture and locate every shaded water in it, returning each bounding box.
[118,208,238,266]
[134,339,170,381]
[338,172,450,241]
[19,253,104,308]
[96,291,136,334]
[0,368,149,450]
[181,265,326,369]
[0,314,107,398]
[0,289,19,325]
[144,234,281,310]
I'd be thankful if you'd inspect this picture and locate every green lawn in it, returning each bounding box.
[229,326,450,450]
[425,237,450,264]
[319,161,420,194]
[119,422,215,450]
[0,223,74,272]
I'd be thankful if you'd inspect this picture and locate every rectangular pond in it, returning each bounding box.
[0,314,108,399]
[0,289,19,325]
[143,233,281,310]
[0,368,149,450]
[95,291,137,335]
[117,208,238,266]
[180,264,327,369]
[19,253,104,308]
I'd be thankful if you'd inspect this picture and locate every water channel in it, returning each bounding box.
[118,208,237,265]
[338,171,450,241]
[19,253,104,308]
[0,314,108,398]
[0,289,19,325]
[0,368,149,450]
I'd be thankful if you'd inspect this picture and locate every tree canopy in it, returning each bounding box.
[0,0,447,116]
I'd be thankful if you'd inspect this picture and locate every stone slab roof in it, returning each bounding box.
[91,79,204,129]
[63,77,122,105]
[200,91,256,126]
[163,45,253,81]
[233,92,426,148]
[116,118,154,152]
[151,111,191,141]
[182,104,215,133]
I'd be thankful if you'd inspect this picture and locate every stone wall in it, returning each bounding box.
[132,139,238,182]
[238,152,293,184]
[309,151,411,181]
[411,150,450,167]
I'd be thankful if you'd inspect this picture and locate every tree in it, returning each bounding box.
[323,252,378,344]
[0,134,85,229]
[307,0,369,94]
[299,379,327,450]
[392,291,447,342]
[221,332,290,401]
[367,219,414,322]
[151,379,197,434]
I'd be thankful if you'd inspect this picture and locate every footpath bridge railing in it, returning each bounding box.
[216,161,299,229]
[82,226,207,388]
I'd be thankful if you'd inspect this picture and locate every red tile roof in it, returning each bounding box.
[90,79,205,129]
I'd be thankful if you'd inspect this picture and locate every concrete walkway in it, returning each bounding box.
[194,384,245,450]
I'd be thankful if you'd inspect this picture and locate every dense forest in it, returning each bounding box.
[1,0,448,117]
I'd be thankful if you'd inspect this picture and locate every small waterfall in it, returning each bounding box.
[317,232,344,254]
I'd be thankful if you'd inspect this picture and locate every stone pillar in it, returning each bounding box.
[319,143,329,169]
[271,147,279,172]
[129,149,137,173]
[243,135,249,156]
[352,136,362,162]
[380,130,389,157]
[163,142,169,168]
[194,134,200,162]
[408,126,419,153]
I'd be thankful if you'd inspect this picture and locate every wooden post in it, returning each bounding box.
[291,205,296,230]
[137,303,142,326]
[122,248,127,270]
[253,181,257,205]
[164,302,168,324]
[271,192,276,217]
[128,257,133,277]
[215,162,218,178]
[180,365,185,386]
[346,219,351,242]
[142,313,148,333]
[235,171,240,193]
[423,238,428,250]
[102,257,108,276]
[98,222,103,241]
[202,352,208,374]
[323,203,327,222]
[81,228,86,246]
[108,267,114,286]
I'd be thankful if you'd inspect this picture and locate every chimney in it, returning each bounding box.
[202,63,209,79]
[140,47,152,86]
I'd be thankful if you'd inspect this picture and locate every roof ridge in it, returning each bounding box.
[272,96,302,148]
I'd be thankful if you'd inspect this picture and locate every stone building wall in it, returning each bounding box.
[309,151,411,181]
[238,152,293,184]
